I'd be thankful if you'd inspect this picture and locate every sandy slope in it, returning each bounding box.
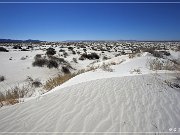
[0,74,179,134]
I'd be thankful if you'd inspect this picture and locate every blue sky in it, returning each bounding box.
[0,0,180,41]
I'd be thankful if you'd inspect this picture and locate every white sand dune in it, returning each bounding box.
[0,74,180,134]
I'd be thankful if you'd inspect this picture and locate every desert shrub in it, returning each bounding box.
[59,49,65,52]
[79,53,100,60]
[34,54,42,60]
[152,51,163,58]
[101,63,113,72]
[103,56,108,60]
[130,68,141,74]
[177,46,180,51]
[47,60,59,68]
[48,55,67,64]
[80,53,88,59]
[63,52,68,57]
[32,80,42,87]
[89,53,100,59]
[129,54,136,59]
[136,53,141,57]
[27,45,33,49]
[115,53,121,57]
[46,48,56,55]
[32,58,48,67]
[72,50,76,54]
[149,58,163,70]
[79,55,85,60]
[26,76,33,82]
[33,55,68,68]
[160,51,170,56]
[62,66,70,74]
[83,48,87,52]
[68,47,73,50]
[13,45,22,49]
[148,58,175,71]
[73,58,78,63]
[141,47,155,53]
[0,76,5,82]
[0,47,9,52]
[0,92,5,107]
[21,49,29,51]
[164,80,180,89]
[20,56,26,60]
[176,74,180,81]
[44,74,75,91]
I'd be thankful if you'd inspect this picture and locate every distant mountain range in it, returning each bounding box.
[0,39,42,43]
[0,39,179,43]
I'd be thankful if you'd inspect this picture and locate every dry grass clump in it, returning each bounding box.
[0,85,32,107]
[130,68,141,74]
[148,58,175,71]
[129,54,136,59]
[44,74,76,91]
[100,63,113,72]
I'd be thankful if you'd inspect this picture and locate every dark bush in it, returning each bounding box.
[73,58,78,63]
[0,47,9,52]
[90,53,100,59]
[34,54,42,60]
[32,58,48,67]
[83,48,87,52]
[46,48,56,55]
[62,66,70,74]
[27,46,33,49]
[63,52,68,57]
[160,51,171,56]
[13,45,22,49]
[32,80,42,87]
[68,47,73,50]
[141,47,155,54]
[48,55,67,64]
[47,60,58,69]
[21,49,29,51]
[72,50,76,54]
[79,53,99,60]
[79,56,85,60]
[152,51,163,58]
[0,76,5,82]
[59,49,65,52]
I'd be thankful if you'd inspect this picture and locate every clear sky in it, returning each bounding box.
[0,0,180,41]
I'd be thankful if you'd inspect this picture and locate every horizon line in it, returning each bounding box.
[1,1,180,4]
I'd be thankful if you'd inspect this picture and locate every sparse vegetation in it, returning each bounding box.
[101,63,113,72]
[0,85,32,107]
[148,58,175,71]
[130,68,141,74]
[44,74,76,91]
